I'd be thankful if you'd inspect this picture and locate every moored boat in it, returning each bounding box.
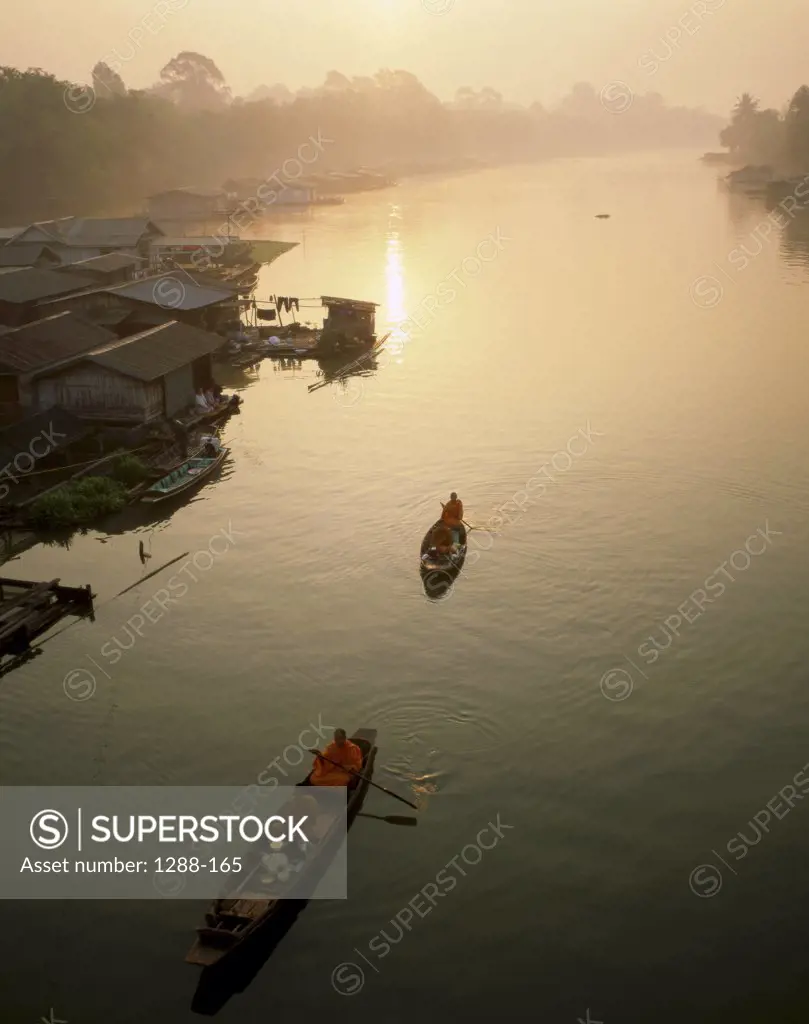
[185,728,378,969]
[419,520,467,598]
[140,447,229,503]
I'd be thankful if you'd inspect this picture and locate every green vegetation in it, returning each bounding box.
[28,476,127,529]
[110,454,150,488]
[0,57,721,221]
[719,88,809,170]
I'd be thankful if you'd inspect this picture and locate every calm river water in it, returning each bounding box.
[2,152,809,1023]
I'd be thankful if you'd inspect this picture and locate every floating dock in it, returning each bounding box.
[0,577,94,660]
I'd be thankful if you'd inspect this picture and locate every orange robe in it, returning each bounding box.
[442,500,464,528]
[432,524,453,553]
[311,740,363,787]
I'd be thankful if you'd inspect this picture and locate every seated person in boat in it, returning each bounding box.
[199,434,221,458]
[195,388,212,412]
[311,729,363,787]
[430,522,453,557]
[204,386,219,408]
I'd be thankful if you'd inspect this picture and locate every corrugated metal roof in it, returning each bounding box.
[153,236,237,248]
[62,253,144,274]
[321,295,379,310]
[0,406,91,471]
[248,240,299,265]
[61,321,225,381]
[148,188,226,199]
[0,268,97,304]
[108,275,235,311]
[0,312,117,374]
[10,218,75,244]
[0,244,61,267]
[61,218,163,247]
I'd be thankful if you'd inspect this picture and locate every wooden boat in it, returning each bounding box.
[178,395,241,428]
[419,520,467,598]
[185,728,378,969]
[140,447,229,503]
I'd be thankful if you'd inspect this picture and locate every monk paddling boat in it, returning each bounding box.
[185,728,378,969]
[420,520,467,598]
[140,447,229,503]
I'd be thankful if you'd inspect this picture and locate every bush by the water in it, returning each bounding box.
[110,454,150,488]
[28,476,127,528]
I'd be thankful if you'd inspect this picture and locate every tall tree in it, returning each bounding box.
[784,86,809,171]
[154,51,231,110]
[720,93,762,157]
[91,61,126,98]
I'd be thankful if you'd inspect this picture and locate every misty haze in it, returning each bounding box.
[0,3,808,1024]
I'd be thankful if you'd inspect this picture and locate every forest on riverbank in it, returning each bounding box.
[718,87,809,171]
[0,53,722,221]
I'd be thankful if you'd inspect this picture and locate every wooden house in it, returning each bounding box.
[321,296,378,344]
[0,312,117,419]
[151,235,248,269]
[39,274,241,335]
[0,406,96,507]
[33,321,225,424]
[147,188,234,223]
[7,218,164,264]
[57,253,144,286]
[0,269,97,327]
[0,245,62,272]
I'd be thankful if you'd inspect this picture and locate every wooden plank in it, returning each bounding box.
[0,580,59,624]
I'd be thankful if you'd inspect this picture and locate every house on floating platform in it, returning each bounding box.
[5,218,165,265]
[33,321,226,425]
[39,273,242,335]
[320,296,379,344]
[151,235,252,271]
[56,252,144,286]
[0,406,100,511]
[0,268,97,327]
[147,188,234,222]
[0,244,62,273]
[0,312,117,419]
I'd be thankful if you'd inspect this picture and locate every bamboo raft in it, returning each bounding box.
[0,577,94,660]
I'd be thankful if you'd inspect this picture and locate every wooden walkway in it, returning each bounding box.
[0,577,94,660]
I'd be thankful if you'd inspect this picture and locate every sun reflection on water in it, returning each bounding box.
[385,213,408,359]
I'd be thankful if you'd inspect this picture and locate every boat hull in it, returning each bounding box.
[141,448,229,503]
[185,728,378,969]
[419,520,467,598]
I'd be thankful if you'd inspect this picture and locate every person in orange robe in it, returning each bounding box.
[431,522,453,556]
[442,492,464,529]
[311,729,363,787]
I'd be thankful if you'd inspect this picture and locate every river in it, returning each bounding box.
[2,152,809,1023]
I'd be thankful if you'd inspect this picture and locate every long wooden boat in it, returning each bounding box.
[185,728,378,969]
[419,520,467,598]
[179,395,242,428]
[140,447,229,503]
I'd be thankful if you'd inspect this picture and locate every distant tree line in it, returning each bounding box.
[0,54,721,221]
[719,88,809,170]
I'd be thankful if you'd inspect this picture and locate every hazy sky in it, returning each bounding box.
[2,0,806,114]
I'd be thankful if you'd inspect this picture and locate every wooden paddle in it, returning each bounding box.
[439,501,495,534]
[308,749,419,810]
[357,812,418,827]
